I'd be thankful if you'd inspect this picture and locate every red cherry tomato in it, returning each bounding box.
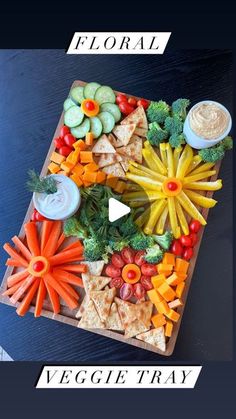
[133,283,145,299]
[121,248,135,264]
[35,211,47,221]
[120,283,133,301]
[189,232,198,246]
[116,94,127,104]
[128,97,137,107]
[141,263,157,276]
[85,101,95,111]
[127,270,136,280]
[137,99,149,109]
[60,125,70,138]
[134,250,146,266]
[140,275,153,291]
[59,146,73,157]
[183,247,194,261]
[119,101,135,115]
[105,264,121,278]
[170,240,183,256]
[110,277,124,289]
[179,235,192,247]
[189,220,201,233]
[111,254,125,268]
[167,181,178,191]
[31,209,37,222]
[33,261,45,272]
[64,133,76,147]
[54,137,65,149]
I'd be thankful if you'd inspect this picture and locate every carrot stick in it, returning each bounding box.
[44,281,60,314]
[12,236,32,260]
[57,264,87,273]
[6,258,26,267]
[59,281,80,300]
[52,255,84,265]
[16,278,40,316]
[48,246,83,266]
[43,221,62,257]
[3,244,28,267]
[52,268,84,287]
[60,241,82,253]
[34,279,47,317]
[56,232,66,251]
[10,275,35,305]
[2,279,26,296]
[44,273,78,310]
[40,220,54,253]
[7,269,29,287]
[24,222,40,256]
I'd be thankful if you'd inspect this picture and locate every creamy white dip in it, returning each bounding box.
[189,102,230,140]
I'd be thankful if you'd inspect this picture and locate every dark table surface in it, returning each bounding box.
[0,49,233,361]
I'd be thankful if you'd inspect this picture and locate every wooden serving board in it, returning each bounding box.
[0,81,221,356]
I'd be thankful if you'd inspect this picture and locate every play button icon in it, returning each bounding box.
[109,198,131,222]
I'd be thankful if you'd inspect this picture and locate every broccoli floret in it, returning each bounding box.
[164,115,183,135]
[144,245,164,264]
[119,214,138,238]
[109,238,130,252]
[147,122,168,146]
[152,231,173,251]
[198,144,225,163]
[63,217,87,239]
[147,100,170,124]
[130,232,155,251]
[83,237,106,261]
[221,136,233,150]
[172,98,190,121]
[169,133,186,148]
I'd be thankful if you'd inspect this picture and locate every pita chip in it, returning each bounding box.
[105,303,124,331]
[75,294,89,318]
[98,153,122,168]
[124,319,149,339]
[121,106,148,129]
[112,124,136,146]
[119,155,130,172]
[134,127,148,137]
[92,134,116,154]
[102,163,126,178]
[91,287,116,322]
[117,136,143,164]
[136,327,166,352]
[135,300,153,328]
[83,260,105,276]
[82,273,111,294]
[78,299,105,329]
[115,298,137,328]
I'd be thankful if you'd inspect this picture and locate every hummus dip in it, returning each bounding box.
[189,102,229,140]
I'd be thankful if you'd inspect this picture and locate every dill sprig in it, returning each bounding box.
[27,169,57,194]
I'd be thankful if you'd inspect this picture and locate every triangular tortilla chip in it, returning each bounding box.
[75,295,89,318]
[83,261,105,276]
[135,301,153,328]
[98,153,122,168]
[136,327,166,352]
[105,303,124,331]
[117,136,143,164]
[112,124,136,146]
[134,127,148,137]
[78,300,105,329]
[82,273,111,294]
[102,163,126,178]
[90,287,116,322]
[121,106,148,129]
[92,134,116,154]
[115,298,137,328]
[124,319,149,339]
[119,155,130,172]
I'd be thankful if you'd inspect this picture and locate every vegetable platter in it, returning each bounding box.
[0,80,232,356]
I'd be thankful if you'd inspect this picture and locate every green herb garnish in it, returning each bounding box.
[27,169,57,194]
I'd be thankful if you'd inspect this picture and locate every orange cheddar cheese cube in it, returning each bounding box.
[70,173,83,187]
[84,162,99,172]
[83,180,93,187]
[157,263,173,275]
[147,289,163,306]
[73,139,86,150]
[176,282,185,298]
[151,274,166,289]
[96,171,106,184]
[85,132,94,146]
[155,299,169,315]
[48,162,60,174]
[166,308,180,322]
[175,258,189,274]
[163,253,175,266]
[168,298,183,309]
[80,151,94,163]
[60,161,75,174]
[72,164,84,176]
[166,272,186,286]
[67,149,80,165]
[50,151,65,165]
[57,170,68,176]
[158,282,176,302]
[151,313,166,328]
[114,181,126,194]
[106,175,118,189]
[165,320,173,337]
[82,171,97,183]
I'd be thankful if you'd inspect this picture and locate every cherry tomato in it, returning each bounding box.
[140,275,153,291]
[111,254,125,268]
[33,261,45,272]
[141,263,157,276]
[137,99,149,109]
[64,133,76,147]
[179,235,192,247]
[116,94,127,104]
[133,283,145,299]
[110,277,124,289]
[170,240,183,256]
[54,137,65,149]
[134,250,146,266]
[31,209,37,222]
[128,97,137,107]
[119,101,135,115]
[59,146,73,157]
[189,219,201,233]
[85,101,95,111]
[121,247,135,264]
[60,125,70,138]
[35,211,47,221]
[189,232,198,246]
[127,270,136,279]
[105,264,121,278]
[183,247,194,261]
[120,283,133,301]
[167,181,178,191]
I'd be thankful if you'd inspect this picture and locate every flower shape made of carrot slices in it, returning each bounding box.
[2,220,86,316]
[124,141,222,238]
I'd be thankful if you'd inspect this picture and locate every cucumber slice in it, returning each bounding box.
[64,106,84,128]
[100,103,121,123]
[90,116,103,139]
[94,86,116,105]
[84,82,101,99]
[98,111,115,134]
[63,97,75,112]
[71,118,90,138]
[70,86,85,104]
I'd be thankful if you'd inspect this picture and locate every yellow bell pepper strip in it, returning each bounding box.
[126,173,162,191]
[143,199,167,235]
[187,161,216,176]
[128,161,166,183]
[129,201,149,208]
[173,146,183,175]
[184,190,217,208]
[176,144,193,179]
[144,141,167,175]
[176,191,207,225]
[135,206,152,228]
[156,204,168,234]
[122,190,165,202]
[183,170,216,184]
[167,197,181,238]
[125,182,142,192]
[175,199,189,235]
[142,149,166,176]
[159,143,168,168]
[185,155,202,174]
[166,143,175,178]
[183,179,222,191]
